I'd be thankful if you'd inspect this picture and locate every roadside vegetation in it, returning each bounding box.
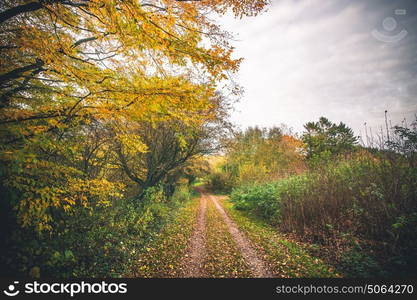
[221,198,339,277]
[207,117,417,277]
[131,187,200,278]
[1,184,197,278]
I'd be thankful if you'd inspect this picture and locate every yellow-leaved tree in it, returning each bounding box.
[0,0,268,231]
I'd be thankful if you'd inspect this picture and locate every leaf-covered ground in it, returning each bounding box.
[204,196,252,277]
[129,197,200,277]
[130,192,340,278]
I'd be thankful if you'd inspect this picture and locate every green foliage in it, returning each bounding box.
[386,119,417,163]
[207,126,305,192]
[1,185,192,278]
[206,171,236,193]
[170,184,194,204]
[306,150,333,169]
[1,0,269,279]
[339,248,383,278]
[231,183,281,221]
[230,151,417,276]
[222,198,339,277]
[302,117,358,159]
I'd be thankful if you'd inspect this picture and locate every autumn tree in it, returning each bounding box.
[114,94,232,197]
[0,0,269,230]
[221,126,305,184]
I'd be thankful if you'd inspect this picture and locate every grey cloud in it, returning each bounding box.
[217,0,417,135]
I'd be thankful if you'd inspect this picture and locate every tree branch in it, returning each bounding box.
[0,1,43,24]
[0,59,44,86]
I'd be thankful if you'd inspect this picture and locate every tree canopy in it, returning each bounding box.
[0,0,269,231]
[302,117,358,159]
[220,126,305,184]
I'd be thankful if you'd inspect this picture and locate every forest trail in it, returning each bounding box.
[134,189,338,278]
[182,190,272,278]
[208,194,273,277]
[182,191,207,277]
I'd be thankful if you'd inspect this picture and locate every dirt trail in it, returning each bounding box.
[182,192,207,277]
[182,190,272,278]
[208,194,273,278]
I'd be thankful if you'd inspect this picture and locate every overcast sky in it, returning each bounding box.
[217,0,417,138]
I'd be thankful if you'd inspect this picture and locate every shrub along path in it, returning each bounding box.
[133,190,339,278]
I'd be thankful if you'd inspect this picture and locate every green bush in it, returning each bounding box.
[230,152,417,276]
[231,183,281,221]
[339,248,384,278]
[170,184,193,203]
[1,185,193,278]
[206,171,235,193]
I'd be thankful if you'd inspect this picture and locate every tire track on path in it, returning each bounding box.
[182,191,207,277]
[209,194,273,278]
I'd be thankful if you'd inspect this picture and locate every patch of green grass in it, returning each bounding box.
[192,180,204,187]
[221,197,341,278]
[129,197,200,277]
[204,198,252,278]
